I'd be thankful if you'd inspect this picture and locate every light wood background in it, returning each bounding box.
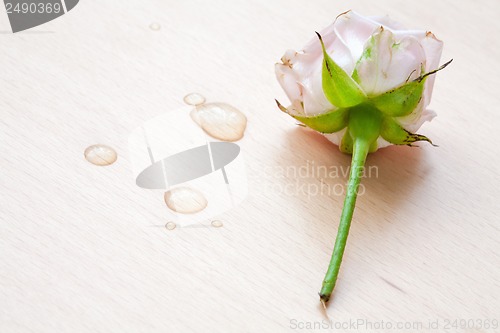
[1,0,499,332]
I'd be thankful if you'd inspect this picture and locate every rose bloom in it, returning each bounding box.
[275,10,443,149]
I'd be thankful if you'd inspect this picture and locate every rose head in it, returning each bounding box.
[275,10,450,152]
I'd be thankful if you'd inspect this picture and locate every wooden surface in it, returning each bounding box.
[1,0,499,332]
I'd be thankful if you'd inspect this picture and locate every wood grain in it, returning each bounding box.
[1,0,499,332]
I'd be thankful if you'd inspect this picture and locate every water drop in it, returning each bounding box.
[183,93,206,106]
[164,186,208,214]
[165,221,176,230]
[191,103,247,142]
[84,144,117,166]
[211,220,223,228]
[149,22,161,31]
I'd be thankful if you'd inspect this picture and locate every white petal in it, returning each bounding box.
[275,52,335,115]
[324,128,347,146]
[331,11,381,69]
[420,34,444,105]
[275,62,302,104]
[302,11,380,75]
[368,15,407,30]
[299,76,334,115]
[393,31,443,106]
[398,107,437,133]
[376,137,392,149]
[354,28,427,95]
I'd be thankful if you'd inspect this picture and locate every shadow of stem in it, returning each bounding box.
[280,127,431,230]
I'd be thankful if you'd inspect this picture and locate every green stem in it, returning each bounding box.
[319,138,370,302]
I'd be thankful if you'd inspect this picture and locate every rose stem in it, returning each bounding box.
[319,102,382,304]
[319,138,370,303]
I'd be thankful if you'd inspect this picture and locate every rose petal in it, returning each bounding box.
[368,14,407,30]
[330,11,381,71]
[354,28,427,95]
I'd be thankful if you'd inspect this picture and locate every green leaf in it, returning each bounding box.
[370,80,425,117]
[275,99,349,133]
[380,116,436,146]
[370,59,453,117]
[317,32,366,108]
[293,108,349,133]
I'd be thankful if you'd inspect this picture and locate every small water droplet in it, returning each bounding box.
[84,144,117,166]
[211,220,223,228]
[183,93,206,106]
[165,221,176,230]
[191,103,247,141]
[164,186,208,214]
[149,22,161,31]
